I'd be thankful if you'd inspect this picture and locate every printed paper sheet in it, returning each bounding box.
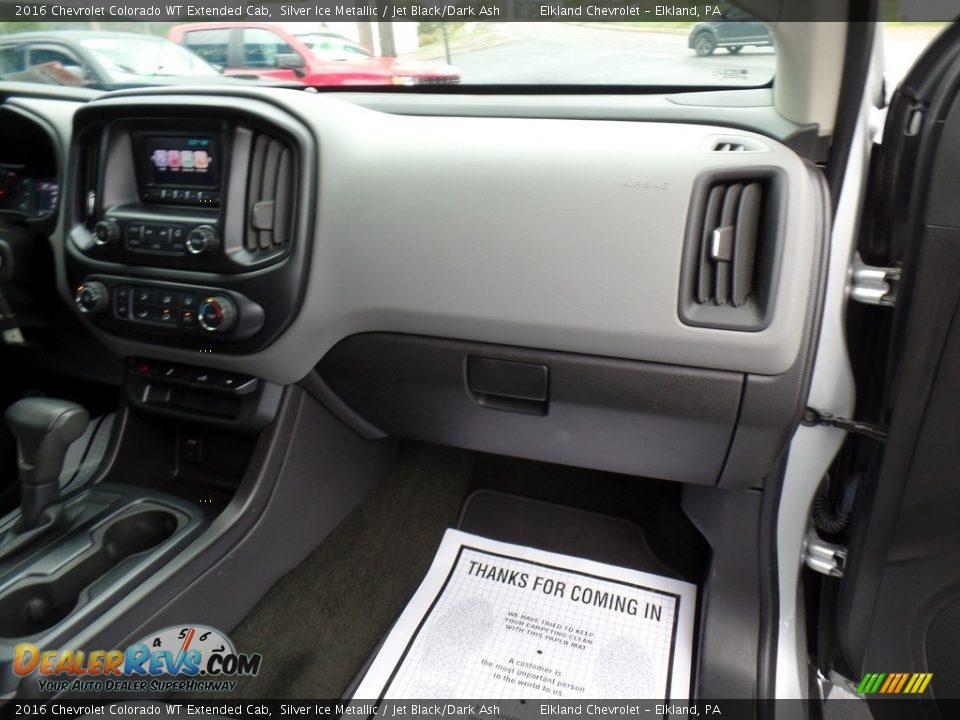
[353,529,697,701]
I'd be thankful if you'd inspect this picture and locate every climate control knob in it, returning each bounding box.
[186,225,219,256]
[197,295,237,333]
[74,281,109,315]
[93,219,120,246]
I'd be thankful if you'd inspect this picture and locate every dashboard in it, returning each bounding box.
[0,110,60,220]
[0,85,828,488]
[0,167,58,219]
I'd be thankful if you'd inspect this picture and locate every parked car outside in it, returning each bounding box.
[0,31,260,90]
[688,9,774,56]
[168,23,461,87]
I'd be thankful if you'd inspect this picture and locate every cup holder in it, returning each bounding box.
[0,509,179,638]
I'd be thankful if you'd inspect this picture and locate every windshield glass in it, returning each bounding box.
[0,18,778,90]
[79,37,219,78]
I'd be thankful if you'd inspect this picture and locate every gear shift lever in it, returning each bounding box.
[6,398,89,530]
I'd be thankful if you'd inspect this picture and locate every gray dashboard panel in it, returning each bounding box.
[325,88,815,147]
[12,89,819,386]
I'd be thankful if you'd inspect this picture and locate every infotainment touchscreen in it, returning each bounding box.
[140,135,220,190]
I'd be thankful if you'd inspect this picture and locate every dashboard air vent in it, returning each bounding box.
[77,127,102,230]
[245,132,294,255]
[713,141,747,152]
[695,180,762,307]
[679,170,784,331]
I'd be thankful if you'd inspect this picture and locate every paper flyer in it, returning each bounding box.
[353,529,697,702]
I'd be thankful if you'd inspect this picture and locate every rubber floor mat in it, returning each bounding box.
[459,489,681,579]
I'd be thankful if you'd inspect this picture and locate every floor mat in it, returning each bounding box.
[196,442,707,699]
[459,489,679,578]
[189,444,476,700]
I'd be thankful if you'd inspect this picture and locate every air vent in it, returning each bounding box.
[679,171,784,331]
[703,135,770,154]
[695,180,762,307]
[76,126,103,230]
[713,141,747,152]
[245,132,294,255]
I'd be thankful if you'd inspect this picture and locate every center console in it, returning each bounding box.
[65,100,316,353]
[62,99,315,430]
[0,486,204,641]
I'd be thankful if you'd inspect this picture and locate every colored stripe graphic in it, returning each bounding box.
[857,672,933,694]
[893,673,909,693]
[879,674,896,693]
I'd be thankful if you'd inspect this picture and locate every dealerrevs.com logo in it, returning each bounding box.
[13,625,262,694]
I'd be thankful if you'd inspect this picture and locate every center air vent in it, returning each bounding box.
[679,170,784,331]
[75,125,103,231]
[245,132,294,255]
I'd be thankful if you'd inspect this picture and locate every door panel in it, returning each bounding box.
[836,22,960,717]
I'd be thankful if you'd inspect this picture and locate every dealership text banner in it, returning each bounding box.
[1,0,958,22]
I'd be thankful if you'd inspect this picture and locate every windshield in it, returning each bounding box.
[0,19,779,90]
[80,37,219,79]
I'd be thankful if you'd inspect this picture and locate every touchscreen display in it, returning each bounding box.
[142,136,219,189]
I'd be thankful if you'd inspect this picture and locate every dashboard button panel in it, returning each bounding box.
[79,275,265,343]
[119,284,222,332]
[140,189,220,207]
[130,357,258,397]
[124,221,192,255]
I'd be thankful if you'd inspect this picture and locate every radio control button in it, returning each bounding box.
[93,220,120,246]
[186,225,219,256]
[141,225,170,249]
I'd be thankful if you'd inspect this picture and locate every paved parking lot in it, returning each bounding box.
[421,22,945,90]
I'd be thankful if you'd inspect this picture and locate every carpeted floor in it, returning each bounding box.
[193,441,706,699]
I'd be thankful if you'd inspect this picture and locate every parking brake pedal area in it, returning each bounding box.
[352,528,696,701]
